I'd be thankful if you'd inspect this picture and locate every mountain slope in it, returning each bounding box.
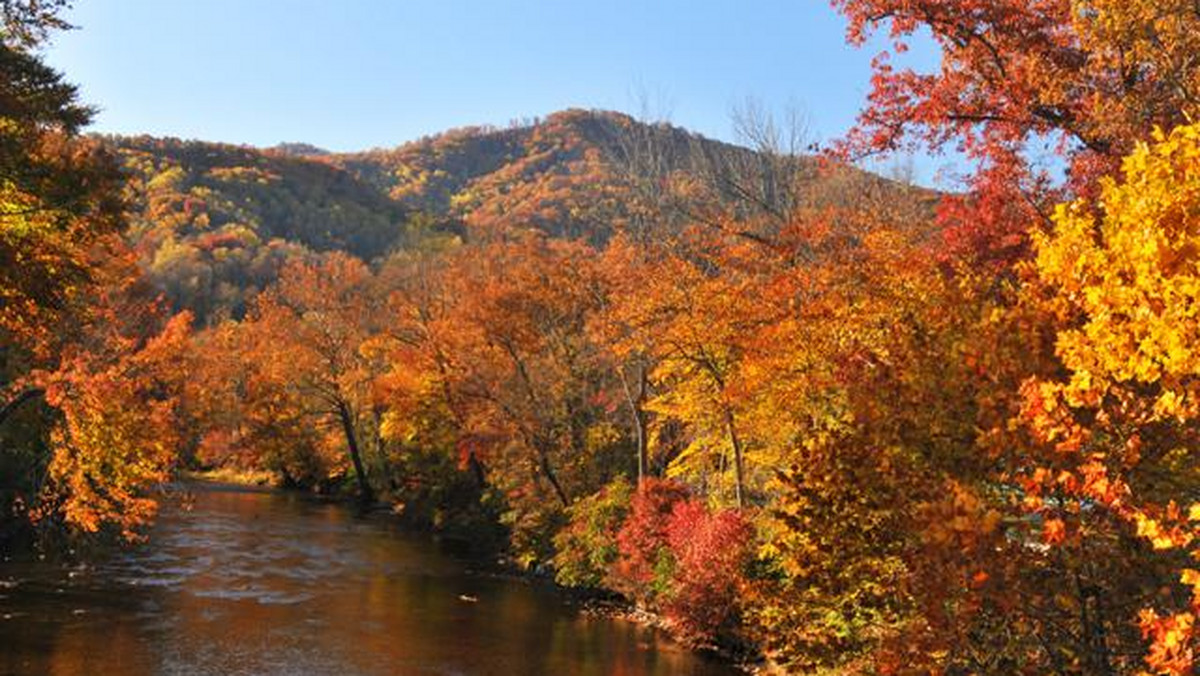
[111,136,413,319]
[335,109,671,240]
[335,108,934,242]
[108,109,933,320]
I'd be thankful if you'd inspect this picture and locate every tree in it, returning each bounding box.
[38,306,192,539]
[373,243,488,488]
[1023,123,1200,675]
[605,239,755,508]
[181,316,337,489]
[829,0,1200,265]
[0,1,196,539]
[413,233,622,562]
[0,38,124,404]
[589,237,660,483]
[0,0,73,48]
[240,254,385,504]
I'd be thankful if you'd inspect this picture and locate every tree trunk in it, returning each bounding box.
[633,405,648,482]
[632,368,649,483]
[537,447,569,507]
[0,387,43,429]
[618,363,651,483]
[467,452,487,488]
[724,407,746,508]
[336,401,374,505]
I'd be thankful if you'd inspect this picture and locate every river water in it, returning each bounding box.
[0,483,739,676]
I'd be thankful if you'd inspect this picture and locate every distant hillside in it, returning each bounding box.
[108,109,932,321]
[111,136,413,320]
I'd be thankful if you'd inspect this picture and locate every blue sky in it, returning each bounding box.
[43,1,956,184]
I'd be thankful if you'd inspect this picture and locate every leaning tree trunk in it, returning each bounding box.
[336,400,374,505]
[535,444,569,507]
[0,388,43,428]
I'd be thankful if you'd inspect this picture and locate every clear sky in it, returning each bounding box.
[42,1,955,184]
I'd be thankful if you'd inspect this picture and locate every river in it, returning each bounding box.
[0,483,741,675]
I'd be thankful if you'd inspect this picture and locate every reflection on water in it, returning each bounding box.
[0,484,739,676]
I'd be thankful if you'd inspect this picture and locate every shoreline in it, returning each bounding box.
[177,468,278,488]
[176,472,764,672]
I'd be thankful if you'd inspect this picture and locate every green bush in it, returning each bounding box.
[552,476,633,588]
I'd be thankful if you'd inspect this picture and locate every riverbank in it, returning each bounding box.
[4,482,743,675]
[178,467,278,487]
[574,595,771,673]
[176,474,759,672]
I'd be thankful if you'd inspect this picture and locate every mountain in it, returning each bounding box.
[333,109,925,241]
[106,109,931,321]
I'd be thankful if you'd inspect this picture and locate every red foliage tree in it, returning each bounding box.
[662,499,753,645]
[829,0,1200,266]
[612,477,691,600]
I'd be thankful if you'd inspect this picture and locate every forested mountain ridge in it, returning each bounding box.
[334,108,768,237]
[106,109,933,320]
[336,108,929,241]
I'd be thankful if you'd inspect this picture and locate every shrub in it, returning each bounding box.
[612,477,690,601]
[552,476,633,588]
[500,503,566,570]
[663,499,754,645]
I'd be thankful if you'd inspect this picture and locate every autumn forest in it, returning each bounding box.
[5,1,1200,674]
